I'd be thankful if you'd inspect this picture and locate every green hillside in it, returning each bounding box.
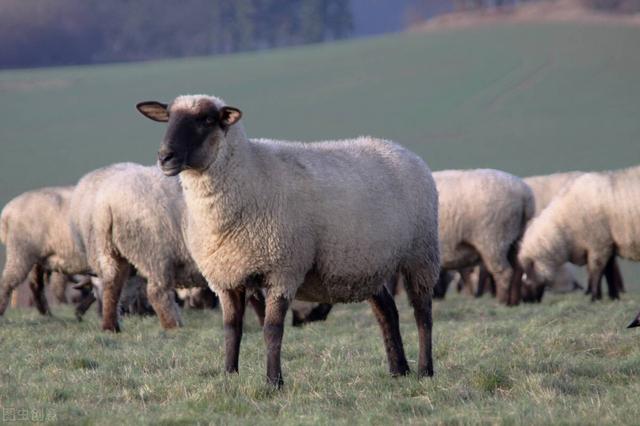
[1,22,640,267]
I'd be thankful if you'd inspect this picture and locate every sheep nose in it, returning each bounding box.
[158,149,175,165]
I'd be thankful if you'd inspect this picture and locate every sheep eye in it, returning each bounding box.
[203,116,216,127]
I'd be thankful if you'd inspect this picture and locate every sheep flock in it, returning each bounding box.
[1,93,639,388]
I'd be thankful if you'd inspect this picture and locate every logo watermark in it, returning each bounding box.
[2,407,56,423]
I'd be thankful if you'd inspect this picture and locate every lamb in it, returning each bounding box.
[519,166,640,301]
[136,94,440,388]
[0,186,89,316]
[523,171,624,301]
[69,163,210,331]
[434,169,535,306]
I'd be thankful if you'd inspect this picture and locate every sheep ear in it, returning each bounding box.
[136,101,169,122]
[220,106,242,127]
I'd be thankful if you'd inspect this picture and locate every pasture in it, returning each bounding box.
[1,21,640,424]
[1,293,639,424]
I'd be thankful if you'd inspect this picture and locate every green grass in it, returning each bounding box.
[1,291,639,425]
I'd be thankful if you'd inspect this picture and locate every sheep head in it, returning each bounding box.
[136,95,242,176]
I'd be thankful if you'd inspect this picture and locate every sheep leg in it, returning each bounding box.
[384,272,400,296]
[457,267,472,296]
[368,286,410,376]
[219,288,246,374]
[146,282,183,329]
[101,260,130,332]
[0,254,36,315]
[485,260,514,306]
[433,270,450,299]
[603,256,622,300]
[27,264,51,316]
[403,268,434,377]
[263,291,289,388]
[247,290,266,327]
[611,258,625,293]
[475,264,493,298]
[49,272,69,304]
[587,260,606,302]
[507,247,522,306]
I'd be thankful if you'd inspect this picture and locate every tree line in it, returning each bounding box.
[0,0,353,69]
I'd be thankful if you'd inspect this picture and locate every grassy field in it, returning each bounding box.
[1,21,640,424]
[1,292,639,425]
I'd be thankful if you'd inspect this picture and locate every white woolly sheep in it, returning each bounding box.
[69,163,266,331]
[519,166,640,301]
[523,171,624,301]
[136,94,440,388]
[69,163,209,331]
[0,186,89,316]
[434,169,534,306]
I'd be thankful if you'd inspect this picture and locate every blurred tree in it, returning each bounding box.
[0,0,355,69]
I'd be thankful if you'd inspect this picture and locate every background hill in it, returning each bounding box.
[2,22,640,270]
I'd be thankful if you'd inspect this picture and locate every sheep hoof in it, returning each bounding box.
[267,375,284,389]
[102,323,121,333]
[391,366,411,377]
[417,367,434,378]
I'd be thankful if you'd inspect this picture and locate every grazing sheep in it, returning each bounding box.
[290,301,333,327]
[69,163,209,331]
[0,186,89,316]
[523,171,624,301]
[136,94,440,387]
[434,169,534,306]
[524,172,584,217]
[519,166,640,301]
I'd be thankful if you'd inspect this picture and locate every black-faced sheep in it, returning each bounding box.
[136,94,440,387]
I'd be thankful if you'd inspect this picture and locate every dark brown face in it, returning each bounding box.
[136,99,242,176]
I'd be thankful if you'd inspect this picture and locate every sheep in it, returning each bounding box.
[290,301,333,327]
[434,169,534,306]
[523,171,624,301]
[69,163,210,331]
[69,162,266,332]
[0,186,89,316]
[524,172,584,217]
[136,94,440,388]
[519,166,640,301]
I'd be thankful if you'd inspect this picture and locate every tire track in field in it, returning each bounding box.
[487,54,555,112]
